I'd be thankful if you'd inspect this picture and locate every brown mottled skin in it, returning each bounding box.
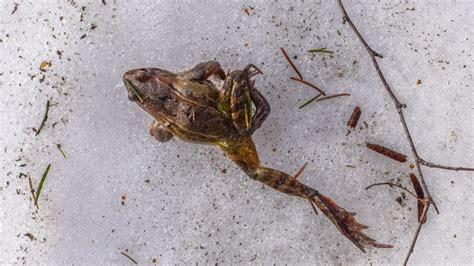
[123,61,392,252]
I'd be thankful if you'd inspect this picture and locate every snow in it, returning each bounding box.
[1,0,473,264]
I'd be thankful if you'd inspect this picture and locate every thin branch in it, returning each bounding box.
[418,158,474,172]
[336,0,383,58]
[403,200,430,266]
[366,182,421,202]
[280,47,304,80]
[290,77,326,95]
[335,0,438,213]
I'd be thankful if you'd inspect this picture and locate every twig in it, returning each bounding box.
[366,182,420,201]
[336,1,383,58]
[418,158,474,172]
[403,200,430,266]
[290,77,326,95]
[35,100,50,136]
[28,176,38,208]
[280,47,304,80]
[367,180,430,265]
[333,1,474,264]
[34,164,51,207]
[335,0,438,213]
[120,251,138,264]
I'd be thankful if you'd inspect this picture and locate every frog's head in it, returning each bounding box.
[123,68,180,123]
[123,68,172,104]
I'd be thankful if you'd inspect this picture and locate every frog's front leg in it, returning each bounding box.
[149,120,174,142]
[177,61,226,81]
[219,69,269,136]
[247,85,270,135]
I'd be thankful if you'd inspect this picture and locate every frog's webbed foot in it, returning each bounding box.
[149,120,174,142]
[309,192,393,252]
[178,61,226,81]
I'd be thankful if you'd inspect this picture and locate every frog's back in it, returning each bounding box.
[166,99,239,143]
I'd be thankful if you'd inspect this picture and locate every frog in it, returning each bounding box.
[123,61,392,252]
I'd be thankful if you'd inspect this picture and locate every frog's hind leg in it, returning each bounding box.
[149,120,174,142]
[219,138,392,252]
[246,166,393,252]
[178,61,226,81]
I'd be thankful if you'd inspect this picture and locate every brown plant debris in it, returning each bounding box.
[409,173,426,223]
[28,176,37,208]
[11,3,19,15]
[366,143,407,163]
[39,60,52,72]
[120,251,137,264]
[280,47,303,80]
[243,5,255,16]
[347,106,361,128]
[290,77,326,95]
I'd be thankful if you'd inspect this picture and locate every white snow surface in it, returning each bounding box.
[0,0,473,265]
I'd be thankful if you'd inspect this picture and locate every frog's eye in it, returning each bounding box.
[135,71,150,83]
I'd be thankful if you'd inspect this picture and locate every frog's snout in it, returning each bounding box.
[123,69,150,103]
